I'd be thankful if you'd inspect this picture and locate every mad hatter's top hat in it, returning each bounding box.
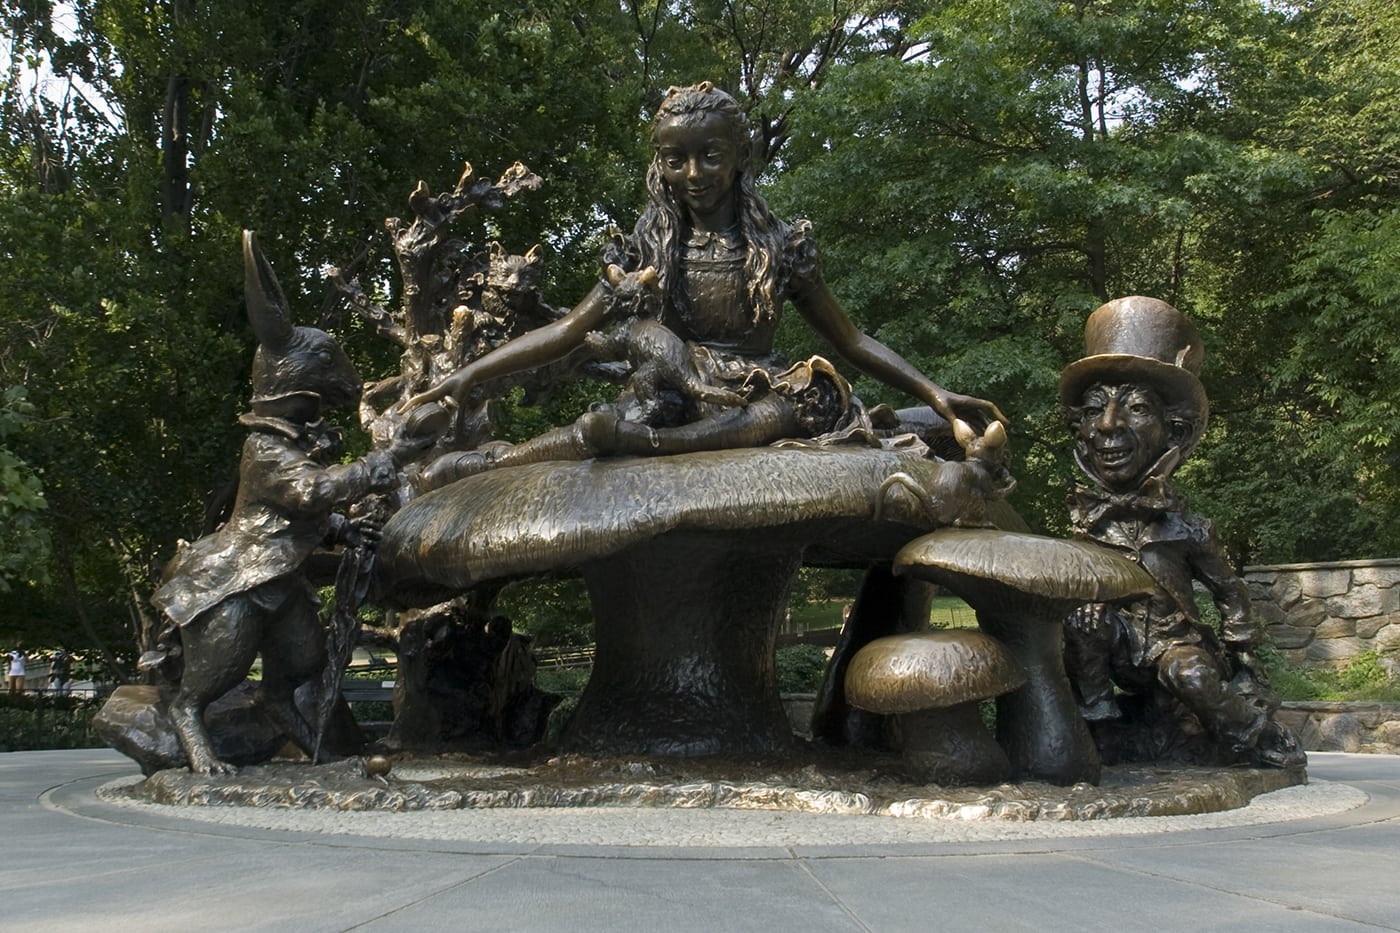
[1058,296,1209,427]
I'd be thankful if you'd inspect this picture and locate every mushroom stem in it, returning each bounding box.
[977,604,1100,785]
[560,531,800,757]
[811,565,934,748]
[899,703,1010,786]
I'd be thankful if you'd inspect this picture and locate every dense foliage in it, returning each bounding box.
[2,1,1397,669]
[773,0,1400,555]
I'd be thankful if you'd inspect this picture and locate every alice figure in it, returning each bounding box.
[405,82,1003,485]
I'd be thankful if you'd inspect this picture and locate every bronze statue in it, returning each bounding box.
[371,83,1018,758]
[373,82,1021,759]
[583,264,750,424]
[132,232,418,774]
[401,82,1005,481]
[97,81,1313,798]
[340,164,548,460]
[1059,297,1304,769]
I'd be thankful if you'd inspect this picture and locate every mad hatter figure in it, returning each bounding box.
[1060,297,1304,769]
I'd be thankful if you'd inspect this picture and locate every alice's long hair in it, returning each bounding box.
[632,82,790,326]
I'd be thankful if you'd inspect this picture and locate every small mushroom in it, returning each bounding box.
[845,630,1026,785]
[364,754,393,779]
[894,528,1154,785]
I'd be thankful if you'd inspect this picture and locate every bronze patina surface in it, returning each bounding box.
[119,751,1304,822]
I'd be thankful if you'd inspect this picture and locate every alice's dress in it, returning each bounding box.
[606,219,867,442]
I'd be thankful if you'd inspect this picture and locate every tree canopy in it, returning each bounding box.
[773,0,1400,559]
[1,0,1397,661]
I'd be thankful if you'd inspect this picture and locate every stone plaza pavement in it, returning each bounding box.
[3,748,1399,932]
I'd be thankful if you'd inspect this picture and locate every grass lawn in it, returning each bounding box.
[787,595,976,631]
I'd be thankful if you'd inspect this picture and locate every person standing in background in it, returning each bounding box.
[48,649,72,696]
[7,649,26,694]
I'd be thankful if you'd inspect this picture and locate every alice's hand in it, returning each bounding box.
[399,370,470,414]
[931,388,1009,431]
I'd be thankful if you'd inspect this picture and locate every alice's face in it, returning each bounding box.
[653,111,741,224]
[1076,383,1169,492]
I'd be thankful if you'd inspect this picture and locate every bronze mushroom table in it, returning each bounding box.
[893,528,1155,785]
[376,445,991,758]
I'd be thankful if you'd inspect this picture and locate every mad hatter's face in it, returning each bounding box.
[1074,383,1169,492]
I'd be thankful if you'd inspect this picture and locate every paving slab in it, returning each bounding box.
[2,749,1398,932]
[803,853,1382,932]
[352,857,866,933]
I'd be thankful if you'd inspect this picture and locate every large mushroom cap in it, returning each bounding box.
[845,630,1026,715]
[378,446,979,599]
[893,528,1154,604]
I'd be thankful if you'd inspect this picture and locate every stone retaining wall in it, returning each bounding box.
[1244,558,1400,668]
[1278,701,1400,754]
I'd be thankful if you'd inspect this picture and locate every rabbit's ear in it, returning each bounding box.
[984,420,1007,448]
[952,418,977,450]
[243,230,293,353]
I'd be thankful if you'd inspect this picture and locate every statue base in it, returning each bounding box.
[109,748,1306,821]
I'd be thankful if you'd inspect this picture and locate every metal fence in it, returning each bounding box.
[0,693,103,752]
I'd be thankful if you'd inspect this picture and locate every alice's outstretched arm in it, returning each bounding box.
[791,275,1007,428]
[402,282,611,411]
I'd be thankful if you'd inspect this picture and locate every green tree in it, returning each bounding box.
[772,0,1395,556]
[619,1,924,167]
[0,0,653,669]
[616,0,1400,565]
[0,386,49,596]
[1176,0,1400,563]
[5,0,1399,673]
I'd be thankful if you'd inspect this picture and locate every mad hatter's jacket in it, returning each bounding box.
[1071,456,1258,666]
